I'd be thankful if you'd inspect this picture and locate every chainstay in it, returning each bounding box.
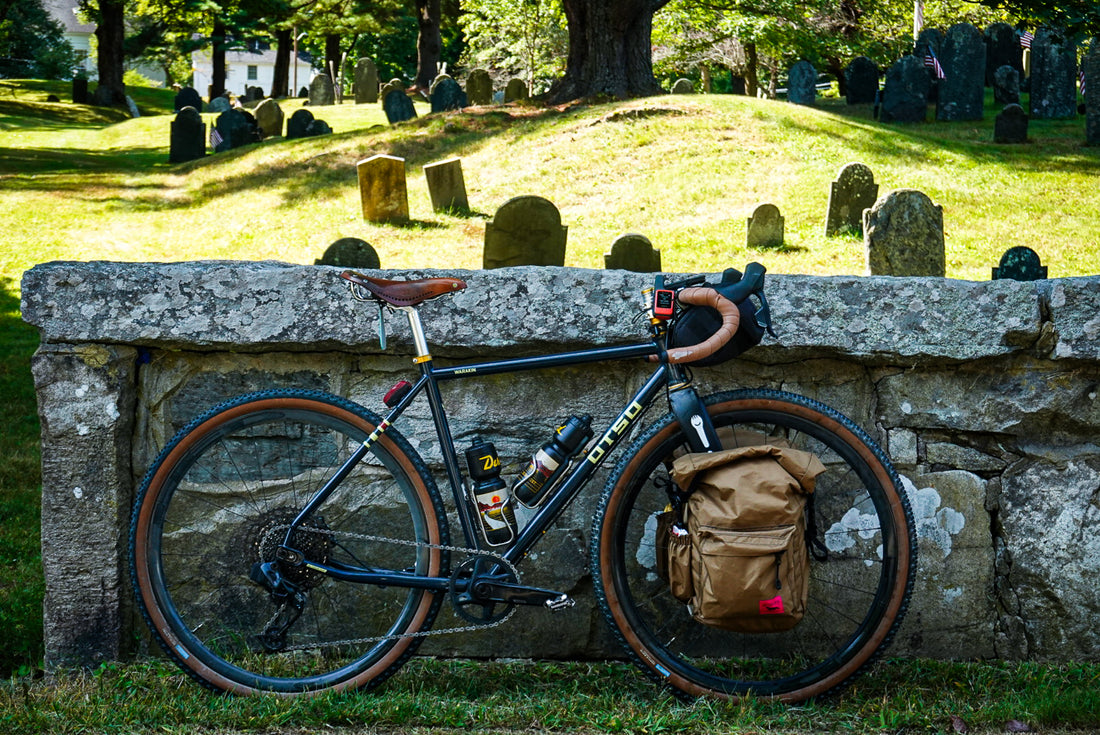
[261,525,520,651]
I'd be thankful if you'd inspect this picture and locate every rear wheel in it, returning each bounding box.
[593,389,915,702]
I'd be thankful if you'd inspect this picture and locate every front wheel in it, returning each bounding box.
[593,389,915,702]
[129,389,448,695]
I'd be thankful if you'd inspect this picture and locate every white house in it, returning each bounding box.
[192,46,315,99]
[42,0,96,76]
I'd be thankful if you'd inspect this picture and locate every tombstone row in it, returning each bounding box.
[168,96,332,163]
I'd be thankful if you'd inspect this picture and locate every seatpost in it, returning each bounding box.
[396,306,432,363]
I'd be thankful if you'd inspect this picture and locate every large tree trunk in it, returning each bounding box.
[548,0,669,103]
[744,41,759,97]
[324,33,342,91]
[210,17,227,100]
[91,0,126,107]
[414,0,441,90]
[272,28,291,98]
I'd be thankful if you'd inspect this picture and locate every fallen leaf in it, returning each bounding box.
[950,714,969,732]
[1004,720,1032,733]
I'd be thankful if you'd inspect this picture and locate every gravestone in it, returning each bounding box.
[213,109,258,152]
[483,196,568,268]
[315,237,381,269]
[993,65,1020,104]
[985,22,1023,85]
[863,189,945,277]
[994,104,1028,143]
[671,78,694,94]
[1086,38,1100,145]
[305,118,332,136]
[309,74,336,106]
[881,55,931,122]
[466,69,492,105]
[423,158,469,212]
[46,94,60,102]
[357,155,409,223]
[174,86,203,112]
[354,58,379,104]
[915,28,945,102]
[936,23,985,121]
[208,95,231,113]
[1030,28,1078,120]
[383,89,417,124]
[846,56,880,104]
[287,109,314,139]
[787,61,817,105]
[72,76,88,104]
[603,233,661,272]
[430,75,467,112]
[243,86,264,103]
[125,96,140,118]
[992,246,1047,281]
[253,98,284,138]
[378,80,401,105]
[825,163,878,237]
[746,204,784,248]
[504,78,528,103]
[168,107,205,164]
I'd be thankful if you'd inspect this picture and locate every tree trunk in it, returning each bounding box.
[272,28,291,98]
[91,0,126,107]
[210,17,227,100]
[548,0,668,103]
[414,0,441,90]
[744,41,758,97]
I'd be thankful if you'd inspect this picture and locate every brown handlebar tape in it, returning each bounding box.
[649,286,741,364]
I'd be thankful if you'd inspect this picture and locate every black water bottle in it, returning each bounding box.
[465,438,517,547]
[512,415,594,508]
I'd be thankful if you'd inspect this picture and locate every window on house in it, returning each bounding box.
[247,65,258,81]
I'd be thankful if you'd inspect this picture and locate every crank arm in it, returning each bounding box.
[473,579,575,609]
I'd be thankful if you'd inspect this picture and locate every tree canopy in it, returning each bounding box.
[0,0,77,79]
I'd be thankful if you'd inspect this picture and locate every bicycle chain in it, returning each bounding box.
[259,525,520,652]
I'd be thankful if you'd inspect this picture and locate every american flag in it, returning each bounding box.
[1082,69,1087,96]
[1019,31,1034,49]
[924,49,946,80]
[210,128,223,148]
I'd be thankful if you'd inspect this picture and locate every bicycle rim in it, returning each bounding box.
[594,389,915,702]
[130,390,447,695]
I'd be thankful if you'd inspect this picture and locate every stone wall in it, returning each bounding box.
[21,261,1100,667]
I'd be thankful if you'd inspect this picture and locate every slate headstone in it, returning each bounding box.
[846,56,880,104]
[208,95,231,113]
[1030,28,1078,120]
[787,61,817,105]
[671,78,694,94]
[243,86,264,103]
[430,75,467,112]
[483,196,568,268]
[169,107,206,164]
[504,78,528,103]
[993,65,1021,104]
[1085,38,1100,145]
[46,94,60,102]
[305,118,332,136]
[881,55,931,123]
[378,81,401,106]
[863,189,945,277]
[315,237,381,269]
[994,104,1028,143]
[357,155,409,223]
[992,246,1047,281]
[466,69,493,106]
[253,98,284,138]
[354,58,379,104]
[174,86,203,113]
[603,233,661,272]
[213,108,257,152]
[936,23,986,122]
[287,109,314,139]
[746,203,784,248]
[72,76,88,104]
[383,89,417,124]
[985,22,1023,85]
[826,163,878,237]
[423,158,469,212]
[309,73,336,107]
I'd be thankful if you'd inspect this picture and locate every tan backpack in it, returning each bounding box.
[659,444,826,633]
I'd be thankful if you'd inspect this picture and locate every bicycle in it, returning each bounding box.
[129,263,916,702]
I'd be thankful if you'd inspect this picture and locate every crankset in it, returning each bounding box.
[448,554,576,625]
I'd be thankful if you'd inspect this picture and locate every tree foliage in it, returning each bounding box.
[0,0,77,79]
[972,0,1100,37]
[461,0,567,94]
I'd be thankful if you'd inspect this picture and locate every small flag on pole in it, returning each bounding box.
[924,48,945,80]
[1019,31,1034,49]
[1081,69,1087,96]
[210,128,223,148]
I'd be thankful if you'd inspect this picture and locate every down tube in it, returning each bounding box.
[504,366,671,564]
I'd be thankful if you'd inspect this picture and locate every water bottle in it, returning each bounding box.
[464,438,517,547]
[512,415,594,508]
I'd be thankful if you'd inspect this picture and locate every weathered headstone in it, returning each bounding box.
[309,74,336,107]
[354,58,379,104]
[787,61,817,105]
[315,237,381,269]
[169,107,205,164]
[992,246,1047,281]
[504,78,528,103]
[357,155,409,224]
[825,163,878,237]
[46,94,60,102]
[243,86,264,103]
[483,196,567,268]
[174,86,203,112]
[1085,38,1100,145]
[72,76,88,104]
[423,158,469,212]
[1030,28,1078,120]
[603,233,661,272]
[936,23,985,121]
[208,95,231,113]
[993,65,1020,104]
[253,98,284,138]
[286,108,314,139]
[846,56,880,104]
[985,22,1023,85]
[880,55,931,123]
[305,118,333,136]
[994,104,1028,143]
[671,78,694,94]
[212,109,257,152]
[746,204,784,248]
[863,189,945,277]
[430,75,467,112]
[466,69,492,106]
[383,89,417,124]
[378,80,401,106]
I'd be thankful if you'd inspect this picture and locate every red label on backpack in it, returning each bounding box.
[759,595,785,615]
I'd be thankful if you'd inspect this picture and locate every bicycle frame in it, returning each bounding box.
[282,304,714,593]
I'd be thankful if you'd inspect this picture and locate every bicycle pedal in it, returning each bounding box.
[544,594,576,611]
